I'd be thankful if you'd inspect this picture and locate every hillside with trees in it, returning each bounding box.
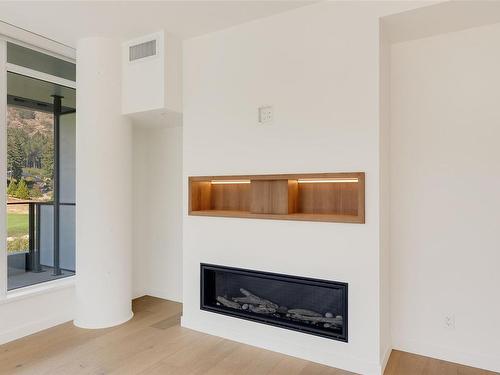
[7,106,53,201]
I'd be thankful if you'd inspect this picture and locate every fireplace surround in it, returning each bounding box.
[200,264,348,342]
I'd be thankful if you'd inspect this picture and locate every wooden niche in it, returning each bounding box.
[189,172,365,223]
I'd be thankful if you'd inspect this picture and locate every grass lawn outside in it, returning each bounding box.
[7,212,29,238]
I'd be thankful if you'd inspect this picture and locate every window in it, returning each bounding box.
[7,43,76,81]
[4,43,76,290]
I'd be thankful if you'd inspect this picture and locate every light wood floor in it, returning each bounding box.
[0,296,496,375]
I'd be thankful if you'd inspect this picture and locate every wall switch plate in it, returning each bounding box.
[444,315,455,329]
[258,106,273,124]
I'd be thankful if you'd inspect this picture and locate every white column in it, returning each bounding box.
[75,37,133,328]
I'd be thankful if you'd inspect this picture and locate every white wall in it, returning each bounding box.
[379,23,392,370]
[0,282,74,345]
[132,124,183,302]
[182,2,421,374]
[125,29,184,301]
[132,127,148,298]
[390,22,500,372]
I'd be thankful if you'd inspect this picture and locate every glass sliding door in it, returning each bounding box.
[5,43,76,290]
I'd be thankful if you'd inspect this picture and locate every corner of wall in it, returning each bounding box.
[165,32,183,114]
[131,124,183,304]
[378,17,393,368]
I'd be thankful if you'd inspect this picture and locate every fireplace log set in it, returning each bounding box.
[216,288,343,329]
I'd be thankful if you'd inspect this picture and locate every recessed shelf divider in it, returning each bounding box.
[189,172,365,223]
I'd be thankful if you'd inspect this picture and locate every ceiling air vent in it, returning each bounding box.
[129,39,157,62]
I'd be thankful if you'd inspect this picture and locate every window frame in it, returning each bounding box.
[0,33,75,299]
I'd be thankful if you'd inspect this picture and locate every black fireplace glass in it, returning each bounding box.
[200,264,348,342]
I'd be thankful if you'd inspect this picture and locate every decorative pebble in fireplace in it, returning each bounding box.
[200,264,348,342]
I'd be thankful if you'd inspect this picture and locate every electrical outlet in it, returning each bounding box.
[258,106,273,124]
[444,315,455,329]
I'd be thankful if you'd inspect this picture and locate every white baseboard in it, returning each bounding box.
[132,289,147,299]
[0,312,73,346]
[393,338,500,373]
[381,346,393,373]
[144,288,182,303]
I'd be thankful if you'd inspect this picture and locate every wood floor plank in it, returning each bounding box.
[268,356,309,375]
[0,297,496,375]
[385,350,498,375]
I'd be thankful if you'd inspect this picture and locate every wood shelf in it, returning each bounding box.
[189,173,365,224]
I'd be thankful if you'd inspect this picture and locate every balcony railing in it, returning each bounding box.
[7,201,75,276]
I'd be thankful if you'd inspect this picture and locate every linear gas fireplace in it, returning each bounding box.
[200,264,348,342]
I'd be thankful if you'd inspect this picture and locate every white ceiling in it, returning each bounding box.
[0,1,315,48]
